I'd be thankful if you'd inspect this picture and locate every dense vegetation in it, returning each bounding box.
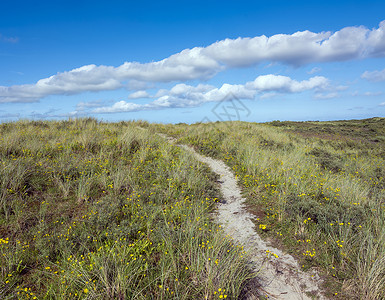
[153,117,385,299]
[2,117,385,299]
[0,119,252,299]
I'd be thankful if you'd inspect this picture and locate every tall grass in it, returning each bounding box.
[0,119,254,299]
[154,120,385,299]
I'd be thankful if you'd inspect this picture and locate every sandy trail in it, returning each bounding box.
[181,145,325,299]
[155,132,325,299]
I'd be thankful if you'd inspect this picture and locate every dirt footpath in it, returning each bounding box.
[180,144,325,300]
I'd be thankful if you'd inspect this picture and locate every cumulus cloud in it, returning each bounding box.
[115,48,221,82]
[126,80,153,90]
[0,52,221,103]
[91,74,329,114]
[127,90,151,99]
[245,75,329,92]
[202,20,385,66]
[2,20,385,103]
[0,65,123,103]
[361,68,385,82]
[93,101,143,113]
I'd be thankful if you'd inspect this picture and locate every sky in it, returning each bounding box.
[1,0,385,124]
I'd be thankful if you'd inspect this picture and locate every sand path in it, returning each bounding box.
[157,132,325,299]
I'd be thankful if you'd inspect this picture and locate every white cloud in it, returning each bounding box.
[0,52,221,103]
[203,20,385,66]
[379,102,385,106]
[169,83,215,95]
[2,20,385,103]
[91,74,329,114]
[115,47,222,82]
[0,65,123,103]
[260,92,278,99]
[245,75,329,93]
[150,83,255,109]
[367,21,385,57]
[203,31,330,67]
[361,68,385,82]
[93,101,143,113]
[126,80,153,90]
[127,90,151,99]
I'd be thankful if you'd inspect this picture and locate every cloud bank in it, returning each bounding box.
[1,20,385,103]
[90,74,329,114]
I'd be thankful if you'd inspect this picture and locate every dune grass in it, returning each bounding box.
[3,117,384,299]
[0,119,254,299]
[153,118,385,299]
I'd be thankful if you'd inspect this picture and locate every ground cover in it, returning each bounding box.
[154,118,385,299]
[0,119,253,299]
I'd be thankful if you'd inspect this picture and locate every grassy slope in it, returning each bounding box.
[153,118,385,299]
[0,119,253,299]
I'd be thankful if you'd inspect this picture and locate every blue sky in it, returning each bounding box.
[1,0,385,123]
